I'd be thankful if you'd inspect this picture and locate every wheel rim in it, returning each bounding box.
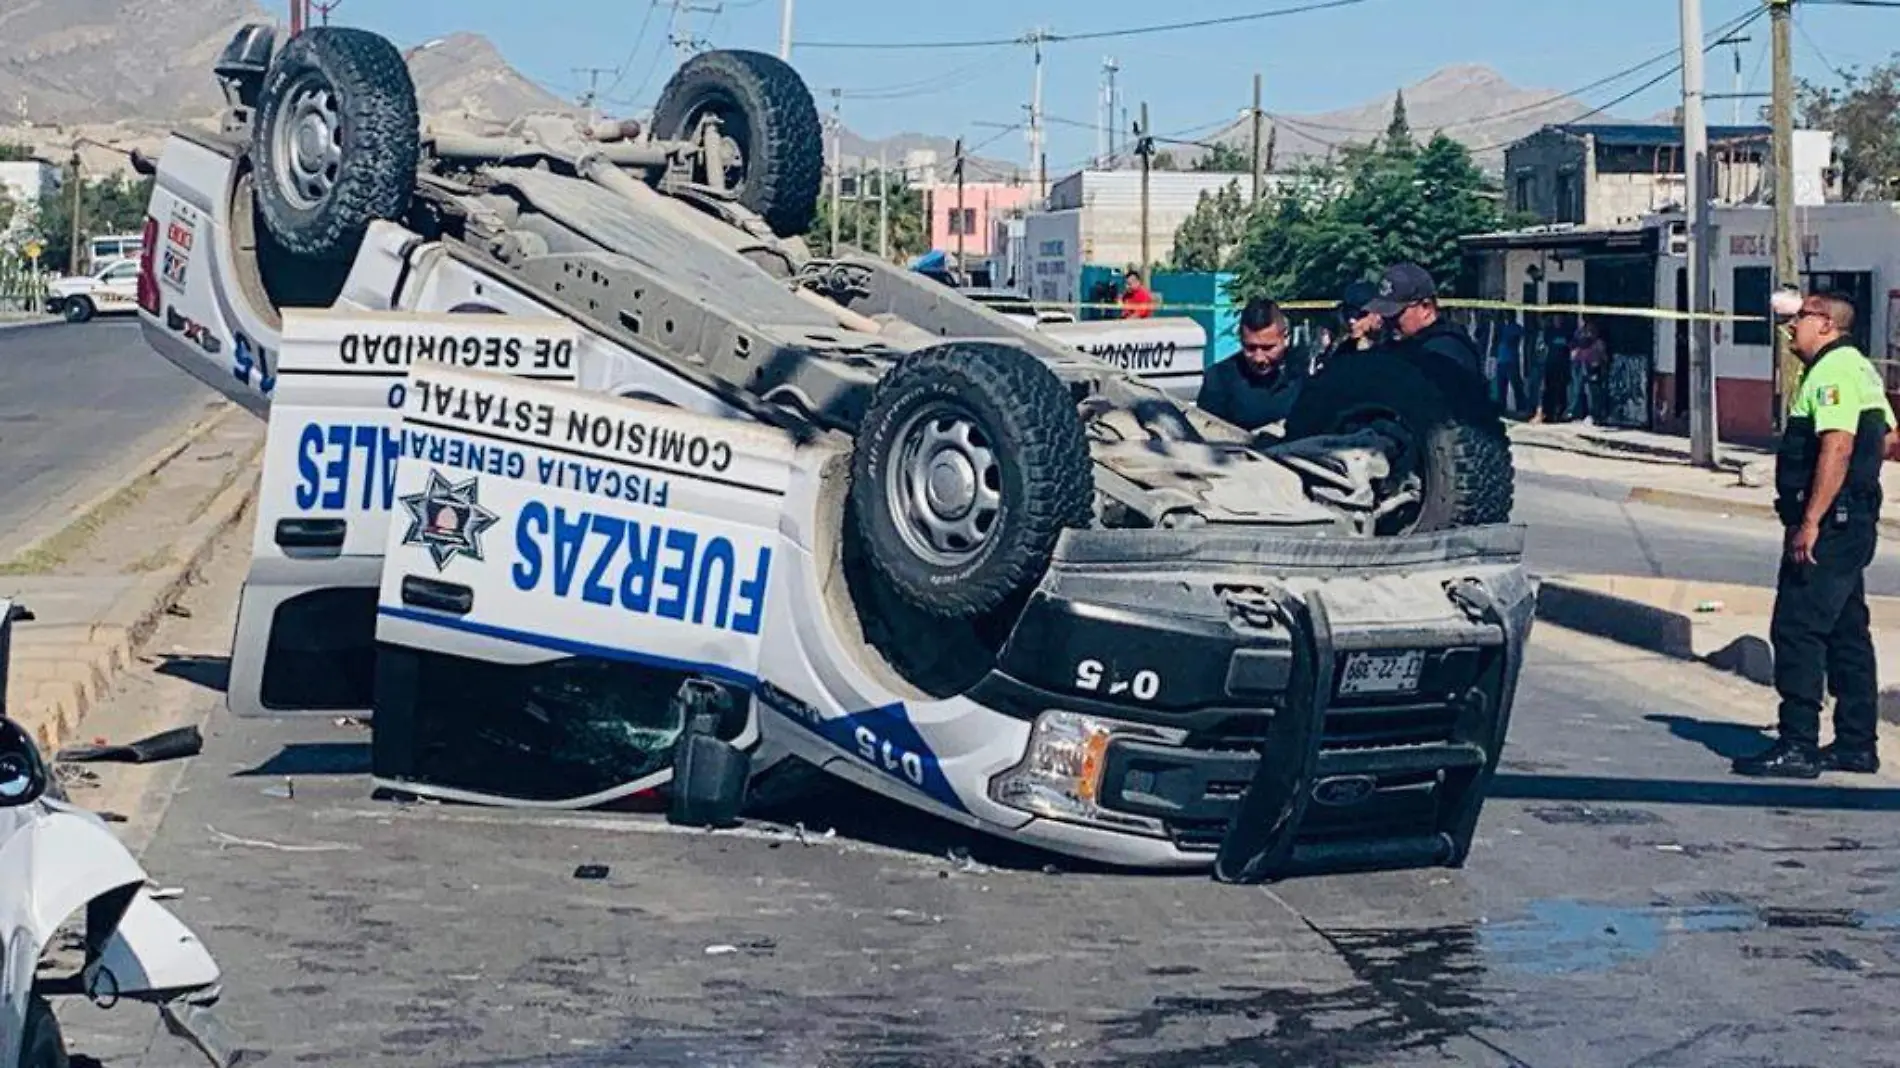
[272,71,344,210]
[684,96,751,192]
[884,402,1004,567]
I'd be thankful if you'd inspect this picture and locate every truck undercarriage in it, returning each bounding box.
[132,22,1533,883]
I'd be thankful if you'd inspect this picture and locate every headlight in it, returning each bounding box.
[988,710,1185,837]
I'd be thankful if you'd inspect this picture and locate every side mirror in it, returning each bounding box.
[0,717,49,808]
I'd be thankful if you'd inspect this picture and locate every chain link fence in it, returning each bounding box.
[0,253,50,316]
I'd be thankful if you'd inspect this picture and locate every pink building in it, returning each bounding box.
[923,181,1035,262]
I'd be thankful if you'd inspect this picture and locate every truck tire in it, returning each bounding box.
[1283,348,1513,533]
[651,49,823,239]
[252,27,419,262]
[62,297,94,324]
[21,996,69,1068]
[850,342,1094,620]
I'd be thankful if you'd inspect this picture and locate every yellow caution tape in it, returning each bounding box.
[1050,298,1763,323]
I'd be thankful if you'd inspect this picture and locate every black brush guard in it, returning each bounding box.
[984,525,1533,885]
[1209,580,1521,883]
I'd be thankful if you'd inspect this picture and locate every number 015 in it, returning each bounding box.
[1074,659,1161,701]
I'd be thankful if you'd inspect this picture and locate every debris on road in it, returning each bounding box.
[573,864,610,880]
[207,825,358,854]
[56,724,204,764]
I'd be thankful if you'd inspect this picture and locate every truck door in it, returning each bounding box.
[226,309,580,719]
[371,365,795,806]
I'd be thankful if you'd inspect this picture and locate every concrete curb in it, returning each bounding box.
[1623,484,1900,538]
[11,449,260,754]
[1533,574,1900,730]
[1509,425,1761,472]
[0,316,58,332]
[1,401,238,564]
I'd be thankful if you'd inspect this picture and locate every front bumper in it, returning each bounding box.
[974,523,1535,883]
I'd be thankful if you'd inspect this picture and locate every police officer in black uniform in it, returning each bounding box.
[1195,296,1310,431]
[1734,291,1895,778]
[1362,261,1486,376]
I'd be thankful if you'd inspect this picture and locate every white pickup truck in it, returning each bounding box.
[45,257,144,323]
[132,22,1528,882]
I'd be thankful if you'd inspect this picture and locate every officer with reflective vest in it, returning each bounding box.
[1734,291,1897,778]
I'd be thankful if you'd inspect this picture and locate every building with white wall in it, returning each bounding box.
[1462,201,1900,442]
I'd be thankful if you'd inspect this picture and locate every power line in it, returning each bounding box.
[792,0,1376,51]
[599,2,662,100]
[1793,7,1854,79]
[1460,2,1773,156]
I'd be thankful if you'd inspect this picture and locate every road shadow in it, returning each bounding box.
[154,653,230,694]
[1493,772,1900,812]
[236,742,372,777]
[747,770,1131,877]
[1646,713,1770,761]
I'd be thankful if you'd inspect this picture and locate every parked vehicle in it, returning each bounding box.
[0,599,241,1068]
[134,22,1529,882]
[44,258,141,324]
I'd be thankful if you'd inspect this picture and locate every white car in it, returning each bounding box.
[44,258,144,324]
[1,600,239,1068]
[133,23,1529,882]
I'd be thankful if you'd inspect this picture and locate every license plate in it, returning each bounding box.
[1338,650,1426,696]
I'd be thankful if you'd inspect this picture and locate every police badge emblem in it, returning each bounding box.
[399,470,500,571]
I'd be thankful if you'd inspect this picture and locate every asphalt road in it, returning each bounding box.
[51,527,1900,1068]
[1515,467,1900,596]
[0,319,213,534]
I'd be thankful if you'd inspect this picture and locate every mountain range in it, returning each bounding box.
[0,3,1652,180]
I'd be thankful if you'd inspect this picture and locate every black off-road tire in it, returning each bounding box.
[850,343,1094,620]
[21,996,69,1068]
[252,27,419,262]
[652,49,824,239]
[1284,349,1514,532]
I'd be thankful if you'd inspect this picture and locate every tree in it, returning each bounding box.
[1192,142,1253,174]
[1798,56,1900,202]
[1226,128,1501,305]
[1169,179,1251,272]
[32,165,156,274]
[0,143,36,163]
[1384,91,1415,157]
[807,170,931,261]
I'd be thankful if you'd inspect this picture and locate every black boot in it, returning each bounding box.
[1732,739,1822,779]
[1818,743,1881,775]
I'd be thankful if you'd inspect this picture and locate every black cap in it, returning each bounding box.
[1339,280,1379,317]
[1364,262,1437,318]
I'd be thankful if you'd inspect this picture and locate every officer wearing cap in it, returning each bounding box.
[1734,290,1895,778]
[1363,262,1485,376]
[1315,279,1384,373]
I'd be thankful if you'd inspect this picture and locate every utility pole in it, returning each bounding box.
[1106,60,1119,163]
[1136,102,1153,274]
[853,165,864,249]
[1250,73,1264,204]
[67,151,82,274]
[1725,33,1752,125]
[310,0,340,25]
[1681,0,1718,467]
[1026,27,1047,203]
[878,146,889,259]
[955,136,967,271]
[778,0,794,61]
[572,66,613,127]
[1771,0,1801,431]
[289,0,305,35]
[828,89,842,254]
[1097,57,1121,167]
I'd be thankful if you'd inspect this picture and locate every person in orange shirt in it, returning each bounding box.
[1119,268,1156,319]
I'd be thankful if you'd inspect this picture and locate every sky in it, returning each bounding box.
[263,0,1900,170]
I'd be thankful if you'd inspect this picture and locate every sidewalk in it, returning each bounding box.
[2,405,263,751]
[1510,419,1900,536]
